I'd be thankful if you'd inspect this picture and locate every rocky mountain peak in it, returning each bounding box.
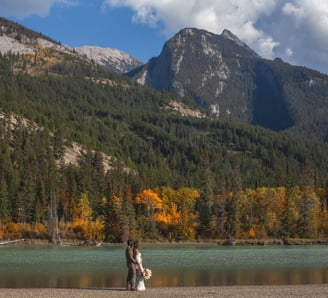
[127,26,328,141]
[128,27,260,110]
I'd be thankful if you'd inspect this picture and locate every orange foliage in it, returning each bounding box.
[154,203,180,225]
[5,223,25,238]
[2,222,48,239]
[65,218,88,240]
[249,227,256,238]
[136,189,163,217]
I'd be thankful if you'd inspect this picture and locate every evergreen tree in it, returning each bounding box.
[297,189,320,238]
[281,187,299,239]
[0,176,10,222]
[197,150,214,238]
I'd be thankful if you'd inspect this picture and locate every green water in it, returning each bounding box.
[0,245,327,288]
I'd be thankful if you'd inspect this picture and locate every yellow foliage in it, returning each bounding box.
[65,214,105,241]
[101,196,108,207]
[175,187,200,210]
[25,44,60,67]
[112,195,122,211]
[275,187,286,215]
[89,218,105,241]
[76,193,93,221]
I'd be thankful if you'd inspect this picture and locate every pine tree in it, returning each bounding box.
[281,186,299,239]
[197,150,214,238]
[0,177,10,222]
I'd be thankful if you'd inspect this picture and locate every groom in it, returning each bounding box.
[125,239,136,291]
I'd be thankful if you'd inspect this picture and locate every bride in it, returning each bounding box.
[133,240,146,291]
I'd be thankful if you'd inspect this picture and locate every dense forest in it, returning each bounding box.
[0,52,328,243]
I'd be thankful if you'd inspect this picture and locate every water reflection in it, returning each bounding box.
[146,268,328,287]
[0,246,327,288]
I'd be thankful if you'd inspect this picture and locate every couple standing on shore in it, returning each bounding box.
[125,239,146,291]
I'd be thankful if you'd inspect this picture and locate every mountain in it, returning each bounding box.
[0,17,73,56]
[75,46,143,74]
[0,17,142,75]
[1,16,328,187]
[128,27,259,112]
[2,17,328,242]
[128,28,328,142]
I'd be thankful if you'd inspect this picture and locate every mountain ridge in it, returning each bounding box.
[0,17,142,75]
[1,16,328,142]
[128,27,328,142]
[75,45,143,74]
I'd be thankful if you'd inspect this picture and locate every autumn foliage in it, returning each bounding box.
[0,185,327,242]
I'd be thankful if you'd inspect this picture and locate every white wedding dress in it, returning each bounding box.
[135,252,145,291]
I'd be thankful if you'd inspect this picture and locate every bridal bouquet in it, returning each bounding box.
[143,268,152,280]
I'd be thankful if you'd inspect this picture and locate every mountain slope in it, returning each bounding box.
[75,46,143,74]
[128,28,328,142]
[1,17,328,191]
[1,43,328,189]
[0,17,142,75]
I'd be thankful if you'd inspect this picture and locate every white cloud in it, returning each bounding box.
[277,0,328,71]
[104,0,328,74]
[104,0,279,58]
[1,0,78,19]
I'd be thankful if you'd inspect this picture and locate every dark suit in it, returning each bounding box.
[125,245,136,290]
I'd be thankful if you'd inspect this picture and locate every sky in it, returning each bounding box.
[2,0,328,74]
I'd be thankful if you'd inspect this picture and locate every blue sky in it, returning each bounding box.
[2,0,167,63]
[2,0,328,73]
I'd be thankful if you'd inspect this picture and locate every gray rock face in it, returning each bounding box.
[128,27,260,121]
[128,27,328,141]
[75,46,143,74]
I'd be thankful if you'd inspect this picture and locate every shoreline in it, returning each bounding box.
[1,238,328,247]
[0,285,327,298]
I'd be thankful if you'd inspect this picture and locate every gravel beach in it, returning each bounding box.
[0,285,327,298]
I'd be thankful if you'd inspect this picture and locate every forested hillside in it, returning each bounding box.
[0,50,328,243]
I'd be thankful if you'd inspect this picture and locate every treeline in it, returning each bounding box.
[3,185,328,242]
[0,122,327,242]
[0,17,60,46]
